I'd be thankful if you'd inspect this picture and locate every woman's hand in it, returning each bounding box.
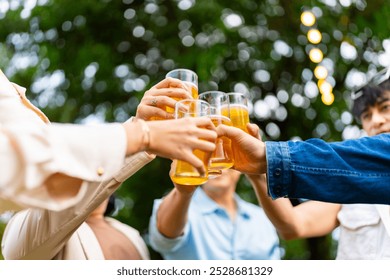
[136,78,192,120]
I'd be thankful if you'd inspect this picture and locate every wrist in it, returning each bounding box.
[174,185,197,197]
[122,118,151,155]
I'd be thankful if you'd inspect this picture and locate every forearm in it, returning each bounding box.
[156,188,195,238]
[246,174,301,239]
[265,134,390,204]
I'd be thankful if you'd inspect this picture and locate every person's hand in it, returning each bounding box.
[147,117,217,176]
[217,123,267,174]
[136,78,192,120]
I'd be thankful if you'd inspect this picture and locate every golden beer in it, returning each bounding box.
[225,92,251,167]
[170,148,211,185]
[228,104,249,133]
[208,115,234,176]
[171,99,211,185]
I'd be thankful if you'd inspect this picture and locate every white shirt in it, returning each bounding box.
[336,204,390,259]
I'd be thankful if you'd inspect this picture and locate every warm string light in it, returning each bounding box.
[301,10,334,105]
[301,11,316,27]
[307,29,322,44]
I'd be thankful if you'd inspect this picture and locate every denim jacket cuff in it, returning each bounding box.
[265,141,291,199]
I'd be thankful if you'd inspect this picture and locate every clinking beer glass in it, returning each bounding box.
[151,69,199,120]
[170,99,212,185]
[226,92,250,133]
[198,91,234,177]
[226,92,250,165]
[165,68,199,111]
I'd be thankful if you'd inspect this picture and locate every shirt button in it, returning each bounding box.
[97,167,105,176]
[275,185,282,195]
[274,168,281,176]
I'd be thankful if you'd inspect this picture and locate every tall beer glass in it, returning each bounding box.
[151,69,199,120]
[166,68,198,98]
[165,68,198,112]
[226,92,250,167]
[226,92,250,133]
[198,91,234,177]
[171,99,211,185]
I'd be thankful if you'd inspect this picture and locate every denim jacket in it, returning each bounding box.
[266,133,390,204]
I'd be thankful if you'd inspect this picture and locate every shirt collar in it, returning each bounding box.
[193,188,251,219]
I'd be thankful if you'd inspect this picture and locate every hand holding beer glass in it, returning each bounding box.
[148,69,198,121]
[170,99,213,185]
[166,68,199,99]
[198,91,234,177]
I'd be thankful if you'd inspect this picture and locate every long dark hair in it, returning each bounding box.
[104,194,117,216]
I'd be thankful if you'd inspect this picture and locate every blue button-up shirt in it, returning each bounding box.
[148,188,281,260]
[266,133,390,204]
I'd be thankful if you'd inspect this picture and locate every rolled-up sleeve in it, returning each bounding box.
[148,199,189,254]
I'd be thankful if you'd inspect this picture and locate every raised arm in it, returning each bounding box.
[155,161,198,238]
[246,174,340,240]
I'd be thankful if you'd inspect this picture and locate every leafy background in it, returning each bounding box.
[0,0,389,259]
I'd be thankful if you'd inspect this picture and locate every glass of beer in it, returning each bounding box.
[165,68,199,110]
[226,92,250,133]
[226,92,250,167]
[198,91,234,177]
[151,69,199,120]
[166,68,198,98]
[171,99,212,186]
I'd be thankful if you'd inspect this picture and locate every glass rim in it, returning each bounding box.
[226,92,248,98]
[198,90,227,99]
[351,67,390,101]
[175,98,209,105]
[166,68,198,77]
[174,99,210,118]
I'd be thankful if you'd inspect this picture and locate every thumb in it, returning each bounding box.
[247,123,261,140]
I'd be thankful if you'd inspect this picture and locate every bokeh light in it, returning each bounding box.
[309,48,323,63]
[318,80,332,95]
[301,11,316,27]
[321,92,334,105]
[314,65,328,79]
[307,29,322,44]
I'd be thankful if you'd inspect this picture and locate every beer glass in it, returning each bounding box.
[198,91,234,177]
[226,92,250,133]
[226,92,250,167]
[166,68,198,98]
[151,69,199,120]
[171,99,212,185]
[165,68,198,113]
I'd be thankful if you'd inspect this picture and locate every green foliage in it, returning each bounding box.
[0,221,6,260]
[1,0,389,259]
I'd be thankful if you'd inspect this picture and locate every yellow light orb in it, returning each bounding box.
[307,29,322,44]
[318,80,332,95]
[314,65,328,80]
[322,92,334,105]
[301,11,316,27]
[309,48,323,63]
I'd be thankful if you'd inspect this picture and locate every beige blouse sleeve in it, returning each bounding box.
[1,151,155,260]
[0,69,128,211]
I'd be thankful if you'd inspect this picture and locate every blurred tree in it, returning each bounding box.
[0,0,389,259]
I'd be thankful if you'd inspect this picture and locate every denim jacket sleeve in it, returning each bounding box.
[266,133,390,204]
